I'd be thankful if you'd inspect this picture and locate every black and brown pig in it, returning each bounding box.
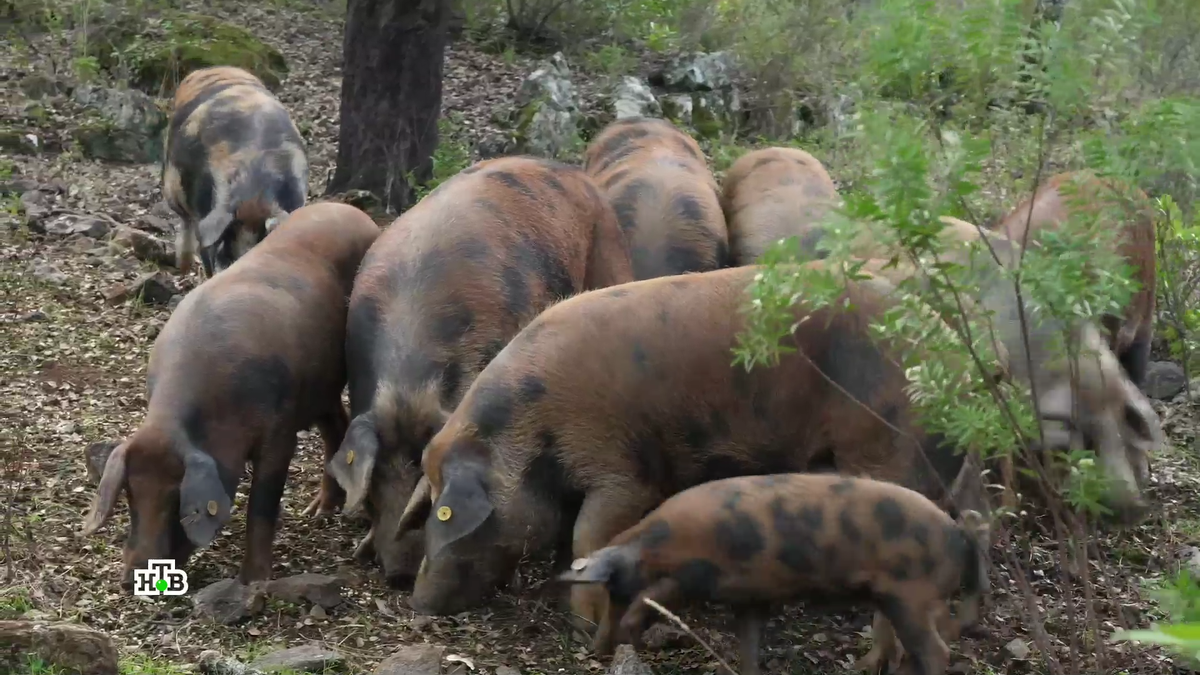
[81,202,380,586]
[162,66,309,277]
[992,171,1156,389]
[721,146,844,265]
[391,265,974,627]
[557,473,989,675]
[583,117,728,279]
[326,155,635,586]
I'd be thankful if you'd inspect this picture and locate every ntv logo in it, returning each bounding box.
[132,559,189,596]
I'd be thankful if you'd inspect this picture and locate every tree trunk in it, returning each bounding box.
[326,0,449,214]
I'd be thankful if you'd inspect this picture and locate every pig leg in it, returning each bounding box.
[569,487,661,639]
[884,594,949,675]
[733,603,770,675]
[593,596,630,657]
[240,431,299,583]
[616,577,683,652]
[303,405,350,518]
[856,610,899,674]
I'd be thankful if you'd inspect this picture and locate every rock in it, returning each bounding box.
[30,263,67,286]
[0,620,119,675]
[660,94,695,128]
[266,573,345,610]
[608,645,653,675]
[111,225,177,267]
[512,52,583,159]
[19,190,52,225]
[140,213,174,234]
[192,579,266,625]
[198,650,267,675]
[43,214,111,239]
[0,127,41,155]
[374,644,445,675]
[70,85,167,163]
[249,645,344,673]
[656,51,738,92]
[1,177,41,196]
[495,667,521,675]
[1145,361,1188,400]
[87,11,288,95]
[1182,545,1200,578]
[20,73,67,99]
[1005,637,1030,660]
[475,133,514,160]
[84,441,120,485]
[608,77,662,120]
[128,271,179,306]
[168,294,185,310]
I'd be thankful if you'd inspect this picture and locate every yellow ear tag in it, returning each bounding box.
[207,500,219,516]
[346,450,355,465]
[437,506,453,521]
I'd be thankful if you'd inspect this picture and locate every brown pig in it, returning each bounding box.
[992,171,1156,389]
[326,155,635,586]
[721,146,844,265]
[392,265,975,627]
[584,117,729,279]
[557,473,989,675]
[81,202,380,586]
[162,66,309,277]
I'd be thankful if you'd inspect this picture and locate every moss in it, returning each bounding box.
[87,11,288,96]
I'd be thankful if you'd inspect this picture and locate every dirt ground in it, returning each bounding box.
[3,1,1200,673]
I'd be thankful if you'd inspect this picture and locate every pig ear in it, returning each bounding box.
[395,475,433,540]
[178,448,233,548]
[556,547,623,585]
[328,414,379,514]
[82,441,130,536]
[425,463,493,560]
[264,204,289,233]
[196,208,233,248]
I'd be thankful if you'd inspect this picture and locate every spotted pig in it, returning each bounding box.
[721,146,844,265]
[82,202,380,586]
[992,171,1157,389]
[391,265,978,632]
[558,473,988,675]
[162,66,309,277]
[326,155,635,586]
[583,117,728,279]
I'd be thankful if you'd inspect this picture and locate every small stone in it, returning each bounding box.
[0,178,41,196]
[140,214,173,234]
[641,622,687,649]
[20,73,65,99]
[111,225,176,267]
[128,271,179,306]
[30,263,67,286]
[1144,361,1187,400]
[309,604,327,619]
[249,645,344,673]
[609,77,662,120]
[266,573,344,610]
[409,614,434,631]
[1005,637,1030,660]
[43,214,110,239]
[495,667,521,675]
[104,283,130,306]
[374,644,445,675]
[192,579,266,625]
[19,310,47,322]
[608,645,653,675]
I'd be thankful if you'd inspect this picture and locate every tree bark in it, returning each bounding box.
[326,0,449,214]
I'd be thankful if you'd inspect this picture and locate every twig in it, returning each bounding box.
[643,598,740,675]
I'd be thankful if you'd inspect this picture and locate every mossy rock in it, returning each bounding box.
[87,11,288,96]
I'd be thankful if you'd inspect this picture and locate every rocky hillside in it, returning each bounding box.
[4,1,1200,674]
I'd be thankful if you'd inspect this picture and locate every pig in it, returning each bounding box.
[162,66,309,277]
[992,171,1157,389]
[721,146,844,265]
[325,155,635,586]
[81,202,380,586]
[848,215,1163,520]
[391,264,981,629]
[557,473,989,675]
[583,117,729,279]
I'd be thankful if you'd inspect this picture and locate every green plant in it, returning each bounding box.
[410,115,474,202]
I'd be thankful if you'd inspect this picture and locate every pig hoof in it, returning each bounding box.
[855,651,887,675]
[302,495,338,518]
